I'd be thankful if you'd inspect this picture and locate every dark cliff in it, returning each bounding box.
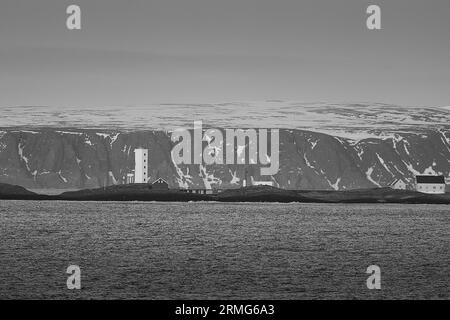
[0,128,449,190]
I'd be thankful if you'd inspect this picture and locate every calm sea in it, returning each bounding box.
[0,201,448,299]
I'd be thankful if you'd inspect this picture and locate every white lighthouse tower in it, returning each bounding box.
[134,148,148,183]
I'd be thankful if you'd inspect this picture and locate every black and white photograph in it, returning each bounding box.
[0,0,449,311]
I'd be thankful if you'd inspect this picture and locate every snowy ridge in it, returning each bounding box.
[1,102,449,140]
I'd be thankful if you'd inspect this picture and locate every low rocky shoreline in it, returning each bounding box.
[1,183,449,204]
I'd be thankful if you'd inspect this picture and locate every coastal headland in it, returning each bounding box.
[1,183,449,204]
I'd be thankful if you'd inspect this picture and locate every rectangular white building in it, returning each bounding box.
[252,181,274,186]
[134,148,148,183]
[415,175,445,194]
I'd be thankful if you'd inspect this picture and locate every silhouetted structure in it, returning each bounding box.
[152,178,169,190]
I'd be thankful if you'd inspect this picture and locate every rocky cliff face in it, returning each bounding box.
[1,128,449,190]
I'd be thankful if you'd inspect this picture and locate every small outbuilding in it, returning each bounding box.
[152,178,169,190]
[388,178,408,190]
[252,181,274,187]
[126,173,135,184]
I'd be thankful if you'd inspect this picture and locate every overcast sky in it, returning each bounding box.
[0,0,449,107]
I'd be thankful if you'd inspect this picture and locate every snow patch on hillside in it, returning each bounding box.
[58,171,68,183]
[229,170,240,185]
[376,153,394,176]
[97,132,121,147]
[56,130,83,136]
[108,171,118,184]
[328,177,341,190]
[423,165,439,175]
[404,162,421,175]
[366,167,381,187]
[18,142,32,174]
[199,164,221,189]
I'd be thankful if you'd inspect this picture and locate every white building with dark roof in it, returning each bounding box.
[415,175,445,194]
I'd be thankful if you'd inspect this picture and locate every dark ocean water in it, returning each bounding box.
[0,201,448,299]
